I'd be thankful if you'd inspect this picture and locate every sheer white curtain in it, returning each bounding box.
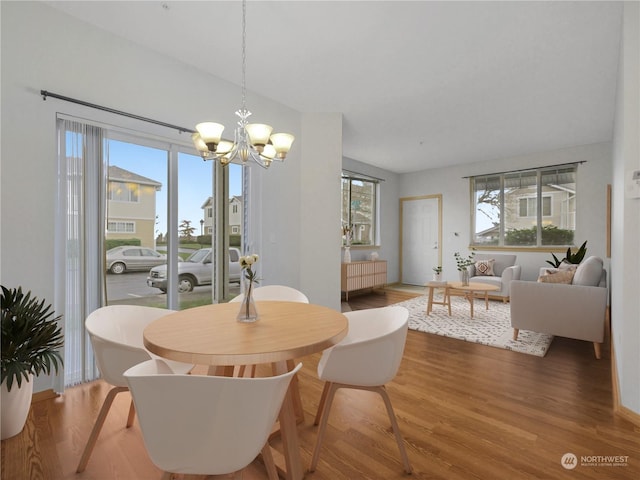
[54,117,107,390]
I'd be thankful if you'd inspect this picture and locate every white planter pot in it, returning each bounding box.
[1,374,34,440]
[432,273,442,282]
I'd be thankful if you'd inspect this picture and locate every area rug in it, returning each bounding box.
[394,294,553,357]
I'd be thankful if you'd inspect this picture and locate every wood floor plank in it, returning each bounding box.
[2,288,639,479]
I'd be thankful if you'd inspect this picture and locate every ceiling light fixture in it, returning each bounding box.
[191,0,294,168]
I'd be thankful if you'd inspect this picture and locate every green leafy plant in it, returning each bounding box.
[454,252,476,271]
[1,286,64,391]
[546,240,588,268]
[432,266,442,274]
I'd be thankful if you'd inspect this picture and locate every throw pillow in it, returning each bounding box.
[558,260,578,272]
[474,259,495,276]
[537,269,575,284]
[572,256,603,286]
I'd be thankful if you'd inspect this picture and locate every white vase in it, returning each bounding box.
[433,273,442,282]
[1,374,34,440]
[459,268,470,286]
[343,247,351,263]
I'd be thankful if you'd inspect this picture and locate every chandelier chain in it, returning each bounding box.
[241,0,247,112]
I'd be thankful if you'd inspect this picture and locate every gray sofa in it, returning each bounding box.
[468,253,521,302]
[510,256,608,359]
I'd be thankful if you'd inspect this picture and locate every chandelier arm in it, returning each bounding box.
[192,0,293,166]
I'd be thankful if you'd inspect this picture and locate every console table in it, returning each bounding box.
[341,260,387,301]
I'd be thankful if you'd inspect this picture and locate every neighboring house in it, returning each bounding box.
[475,184,576,245]
[229,196,242,235]
[201,195,242,236]
[107,165,161,248]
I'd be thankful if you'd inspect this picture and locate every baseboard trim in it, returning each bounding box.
[32,389,58,403]
[610,334,640,428]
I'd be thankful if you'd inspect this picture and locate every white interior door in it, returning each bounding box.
[401,195,442,285]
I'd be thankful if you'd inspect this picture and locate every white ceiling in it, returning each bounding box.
[45,1,623,173]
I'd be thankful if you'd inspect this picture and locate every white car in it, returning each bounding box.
[147,247,241,293]
[106,246,167,274]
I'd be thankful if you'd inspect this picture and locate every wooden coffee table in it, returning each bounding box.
[447,281,500,318]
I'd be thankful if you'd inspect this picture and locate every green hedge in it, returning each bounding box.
[105,238,141,251]
[504,225,574,246]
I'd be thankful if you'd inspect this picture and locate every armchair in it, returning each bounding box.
[510,256,607,359]
[468,253,521,302]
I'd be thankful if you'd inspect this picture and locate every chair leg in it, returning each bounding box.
[512,328,519,341]
[593,342,602,359]
[261,443,279,480]
[309,382,339,472]
[76,386,128,473]
[126,398,136,427]
[314,382,331,425]
[375,386,413,474]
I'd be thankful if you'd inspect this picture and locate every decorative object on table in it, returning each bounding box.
[191,0,294,168]
[432,266,443,282]
[237,254,260,322]
[342,224,353,263]
[1,286,63,440]
[545,240,588,268]
[369,251,379,261]
[454,251,475,286]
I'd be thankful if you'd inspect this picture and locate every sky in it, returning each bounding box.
[107,139,242,237]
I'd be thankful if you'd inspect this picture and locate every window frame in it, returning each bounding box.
[341,172,379,247]
[470,164,578,248]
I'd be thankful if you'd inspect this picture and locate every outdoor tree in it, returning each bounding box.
[179,220,195,240]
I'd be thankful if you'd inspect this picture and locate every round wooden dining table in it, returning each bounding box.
[143,300,348,480]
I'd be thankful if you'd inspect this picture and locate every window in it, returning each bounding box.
[518,196,551,217]
[107,221,135,233]
[472,165,577,247]
[341,173,378,246]
[108,181,139,202]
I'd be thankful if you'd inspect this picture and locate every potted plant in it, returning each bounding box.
[432,266,443,282]
[546,240,588,268]
[454,252,476,285]
[1,286,63,439]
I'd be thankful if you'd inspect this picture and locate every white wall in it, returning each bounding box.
[299,113,343,310]
[0,1,341,392]
[611,2,640,416]
[399,143,612,281]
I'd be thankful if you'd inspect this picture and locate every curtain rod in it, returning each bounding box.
[462,161,586,179]
[342,169,386,182]
[41,90,196,135]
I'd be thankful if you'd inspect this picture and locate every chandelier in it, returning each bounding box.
[191,0,294,168]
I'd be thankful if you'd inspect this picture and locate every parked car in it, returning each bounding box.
[106,246,167,274]
[147,247,241,293]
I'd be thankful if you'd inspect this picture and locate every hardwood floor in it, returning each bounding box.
[2,288,639,479]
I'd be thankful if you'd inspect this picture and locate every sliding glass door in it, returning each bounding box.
[104,135,243,309]
[57,117,245,389]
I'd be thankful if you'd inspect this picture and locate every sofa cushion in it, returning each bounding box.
[538,269,575,284]
[475,259,495,276]
[473,253,516,277]
[572,256,603,287]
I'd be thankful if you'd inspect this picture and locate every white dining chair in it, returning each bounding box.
[124,359,302,480]
[309,305,413,474]
[229,284,310,303]
[76,305,194,473]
